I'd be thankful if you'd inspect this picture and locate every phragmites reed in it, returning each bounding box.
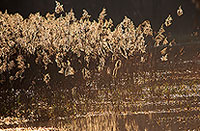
[0,4,177,84]
[2,4,200,130]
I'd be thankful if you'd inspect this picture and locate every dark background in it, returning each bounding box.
[0,0,199,37]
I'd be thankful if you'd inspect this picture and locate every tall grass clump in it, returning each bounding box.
[0,1,200,129]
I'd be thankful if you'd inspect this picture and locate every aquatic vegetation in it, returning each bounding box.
[177,6,184,16]
[0,2,200,130]
[0,3,180,83]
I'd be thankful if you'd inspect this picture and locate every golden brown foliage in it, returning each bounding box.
[55,1,64,14]
[0,7,175,82]
[177,6,184,16]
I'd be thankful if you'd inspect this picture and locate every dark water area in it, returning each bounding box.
[1,78,200,130]
[2,100,200,130]
[70,110,200,131]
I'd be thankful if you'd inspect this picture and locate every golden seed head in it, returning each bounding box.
[55,1,64,14]
[177,6,183,16]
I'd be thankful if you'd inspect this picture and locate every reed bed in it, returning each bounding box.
[0,1,200,130]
